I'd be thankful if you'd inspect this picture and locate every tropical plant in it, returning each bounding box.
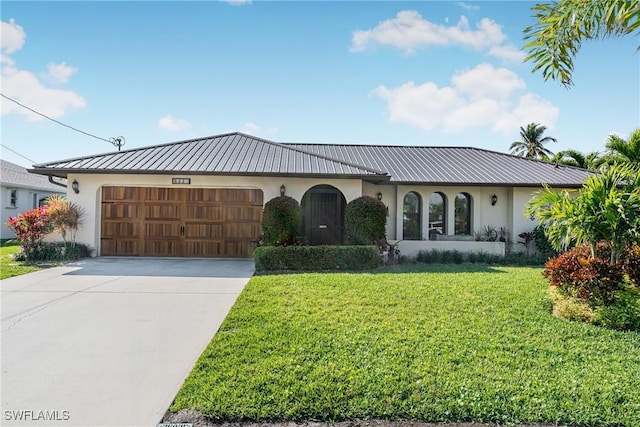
[345,196,387,245]
[550,149,608,170]
[524,0,640,87]
[46,195,85,246]
[261,196,302,246]
[509,123,557,160]
[5,206,51,255]
[605,128,640,166]
[526,164,640,262]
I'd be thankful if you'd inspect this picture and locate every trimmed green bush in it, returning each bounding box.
[18,242,93,262]
[254,245,380,272]
[262,196,302,246]
[345,196,386,245]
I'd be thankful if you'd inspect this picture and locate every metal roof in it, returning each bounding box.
[32,133,389,181]
[1,160,66,192]
[284,144,595,187]
[30,132,594,187]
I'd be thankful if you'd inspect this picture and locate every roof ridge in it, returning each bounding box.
[237,132,389,175]
[34,132,242,168]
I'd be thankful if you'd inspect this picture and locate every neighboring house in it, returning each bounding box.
[1,159,67,240]
[30,132,594,258]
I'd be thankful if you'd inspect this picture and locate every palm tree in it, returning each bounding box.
[605,128,640,167]
[550,149,608,171]
[524,0,640,87]
[510,123,557,160]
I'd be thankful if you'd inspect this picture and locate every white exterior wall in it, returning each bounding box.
[62,172,575,259]
[66,173,364,255]
[1,185,65,239]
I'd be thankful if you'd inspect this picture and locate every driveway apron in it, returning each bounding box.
[1,257,254,427]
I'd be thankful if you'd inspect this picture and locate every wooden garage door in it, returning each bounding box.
[101,187,263,257]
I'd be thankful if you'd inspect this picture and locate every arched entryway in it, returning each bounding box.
[301,185,346,245]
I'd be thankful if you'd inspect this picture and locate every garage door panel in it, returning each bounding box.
[101,186,262,258]
[144,240,182,257]
[102,186,141,201]
[224,206,262,221]
[101,239,142,256]
[145,187,183,202]
[102,203,141,220]
[185,206,223,221]
[102,222,142,238]
[144,204,182,221]
[185,224,222,239]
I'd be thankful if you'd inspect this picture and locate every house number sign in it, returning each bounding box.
[172,178,191,185]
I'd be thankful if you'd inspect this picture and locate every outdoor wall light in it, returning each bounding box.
[280,184,286,196]
[491,194,498,206]
[377,192,383,201]
[71,180,80,194]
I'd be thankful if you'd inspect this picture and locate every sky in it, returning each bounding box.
[1,1,639,168]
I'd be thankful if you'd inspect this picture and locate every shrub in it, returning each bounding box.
[5,206,51,253]
[345,196,387,245]
[543,242,624,303]
[46,195,85,246]
[533,225,559,258]
[262,196,302,246]
[548,287,595,323]
[254,245,380,272]
[594,288,640,331]
[21,242,93,262]
[623,243,640,286]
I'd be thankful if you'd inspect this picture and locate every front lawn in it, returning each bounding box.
[170,265,640,426]
[0,240,41,279]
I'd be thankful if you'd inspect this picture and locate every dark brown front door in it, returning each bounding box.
[303,186,344,245]
[101,186,263,257]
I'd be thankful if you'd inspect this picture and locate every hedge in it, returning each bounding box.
[254,245,380,272]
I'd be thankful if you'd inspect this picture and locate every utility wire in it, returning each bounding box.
[1,93,125,150]
[0,143,38,164]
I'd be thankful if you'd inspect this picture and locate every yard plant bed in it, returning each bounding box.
[169,266,640,426]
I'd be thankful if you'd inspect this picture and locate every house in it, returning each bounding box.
[1,159,67,240]
[30,132,593,258]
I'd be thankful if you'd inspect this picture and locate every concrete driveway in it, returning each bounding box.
[1,257,254,427]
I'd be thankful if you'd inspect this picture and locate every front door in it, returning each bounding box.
[303,186,345,245]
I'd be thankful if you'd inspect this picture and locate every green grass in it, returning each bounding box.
[171,265,640,426]
[0,240,42,280]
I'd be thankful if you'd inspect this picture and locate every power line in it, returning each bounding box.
[0,93,125,151]
[0,143,38,164]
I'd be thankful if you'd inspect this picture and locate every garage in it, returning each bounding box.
[100,186,263,257]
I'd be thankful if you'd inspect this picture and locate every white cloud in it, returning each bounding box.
[351,11,505,54]
[350,10,522,63]
[372,63,559,135]
[1,19,26,54]
[487,44,526,62]
[238,122,278,136]
[158,114,192,131]
[46,62,78,83]
[457,2,480,11]
[1,19,85,120]
[220,0,251,5]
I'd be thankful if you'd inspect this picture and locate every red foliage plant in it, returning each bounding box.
[623,243,640,287]
[543,242,624,303]
[5,206,51,251]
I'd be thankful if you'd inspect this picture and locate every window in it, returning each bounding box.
[32,193,38,209]
[454,192,472,235]
[428,192,447,240]
[8,189,17,208]
[403,191,422,240]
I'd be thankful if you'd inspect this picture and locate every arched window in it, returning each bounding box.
[403,192,422,240]
[428,192,447,240]
[454,192,472,235]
